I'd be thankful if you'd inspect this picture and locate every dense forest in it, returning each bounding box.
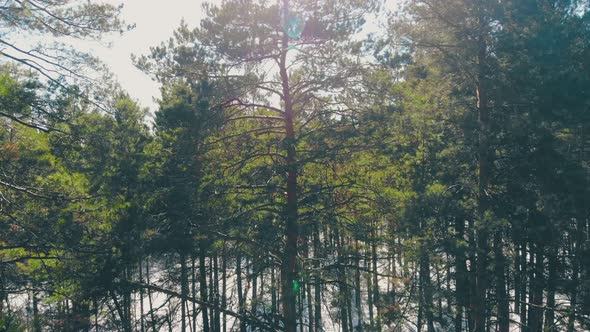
[0,0,589,331]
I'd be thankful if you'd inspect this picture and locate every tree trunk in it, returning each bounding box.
[336,229,349,332]
[199,245,210,332]
[367,246,374,330]
[271,262,278,327]
[494,231,509,332]
[192,254,197,332]
[181,252,189,332]
[467,217,475,332]
[307,280,314,332]
[355,240,363,330]
[474,28,491,332]
[94,297,99,332]
[568,217,585,332]
[528,243,544,332]
[313,223,322,331]
[455,216,468,332]
[544,245,557,332]
[146,258,157,332]
[213,254,221,332]
[252,260,258,315]
[123,267,133,332]
[0,269,4,318]
[417,284,424,332]
[139,260,146,332]
[32,289,41,332]
[436,265,443,324]
[420,247,435,332]
[110,290,130,332]
[279,0,299,326]
[209,256,215,332]
[520,241,528,332]
[237,254,246,332]
[372,227,381,331]
[221,245,227,332]
[299,283,305,332]
[513,240,522,314]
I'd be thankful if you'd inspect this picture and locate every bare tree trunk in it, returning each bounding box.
[336,230,349,332]
[221,246,227,332]
[213,254,221,332]
[455,216,468,332]
[345,239,354,332]
[355,239,363,330]
[0,269,4,318]
[271,262,278,327]
[146,258,157,332]
[467,217,476,332]
[199,245,210,332]
[513,240,522,314]
[568,218,584,332]
[313,224,322,331]
[372,227,381,332]
[528,243,544,332]
[192,254,197,332]
[299,284,305,332]
[237,254,246,332]
[139,260,146,332]
[417,281,424,332]
[520,241,528,332]
[126,267,133,332]
[181,252,189,332]
[110,290,131,332]
[209,256,215,332]
[420,247,435,332]
[367,246,374,330]
[166,306,173,332]
[94,297,99,332]
[307,281,314,332]
[494,232,509,332]
[252,260,258,315]
[544,245,557,332]
[32,288,41,332]
[186,300,193,332]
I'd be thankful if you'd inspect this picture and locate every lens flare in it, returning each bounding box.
[284,14,304,39]
[293,279,300,295]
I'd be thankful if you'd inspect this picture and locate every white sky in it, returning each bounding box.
[88,0,208,110]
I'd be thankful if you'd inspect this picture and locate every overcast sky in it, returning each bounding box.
[88,0,207,110]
